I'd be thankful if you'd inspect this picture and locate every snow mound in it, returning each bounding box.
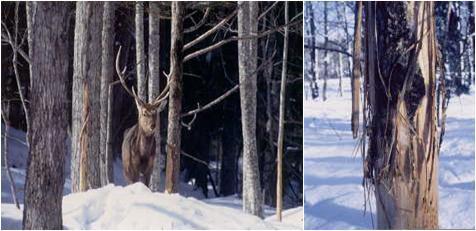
[61,183,293,229]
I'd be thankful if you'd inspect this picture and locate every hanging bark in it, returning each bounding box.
[238,1,263,218]
[72,2,103,192]
[364,2,440,229]
[165,1,184,194]
[276,1,289,221]
[23,2,70,229]
[136,2,147,102]
[100,1,116,186]
[149,1,162,192]
[351,1,362,139]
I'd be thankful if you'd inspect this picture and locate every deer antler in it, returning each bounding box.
[149,71,171,109]
[115,46,146,106]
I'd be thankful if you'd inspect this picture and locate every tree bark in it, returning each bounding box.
[238,1,263,218]
[100,1,115,186]
[23,2,70,229]
[135,2,147,102]
[276,1,289,221]
[72,2,103,192]
[351,1,362,139]
[306,2,318,99]
[149,2,162,192]
[165,1,184,194]
[364,2,439,229]
[322,2,328,101]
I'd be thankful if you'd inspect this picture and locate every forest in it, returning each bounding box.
[1,1,303,229]
[304,1,475,230]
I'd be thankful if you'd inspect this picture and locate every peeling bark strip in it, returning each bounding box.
[23,2,70,229]
[364,2,440,229]
[351,1,362,139]
[165,1,184,194]
[72,2,103,192]
[238,1,263,218]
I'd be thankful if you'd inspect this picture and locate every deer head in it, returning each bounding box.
[115,46,170,136]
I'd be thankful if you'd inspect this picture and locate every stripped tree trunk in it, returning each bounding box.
[149,2,162,192]
[165,1,184,194]
[351,1,362,138]
[23,2,70,228]
[100,1,115,186]
[72,2,103,192]
[135,2,147,102]
[238,1,263,218]
[364,2,440,229]
[276,1,289,221]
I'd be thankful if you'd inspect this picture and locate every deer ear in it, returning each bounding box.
[157,99,168,112]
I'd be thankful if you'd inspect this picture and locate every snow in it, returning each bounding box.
[304,78,475,229]
[1,125,302,229]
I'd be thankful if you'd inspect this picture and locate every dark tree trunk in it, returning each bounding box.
[165,1,184,194]
[23,2,70,229]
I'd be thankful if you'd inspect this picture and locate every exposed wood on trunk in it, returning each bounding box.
[351,1,362,139]
[23,2,70,228]
[364,2,440,229]
[71,2,103,192]
[165,1,185,194]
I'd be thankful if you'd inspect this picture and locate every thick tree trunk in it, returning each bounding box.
[276,2,289,221]
[149,2,162,192]
[136,2,147,102]
[100,1,115,186]
[23,2,70,229]
[165,1,184,194]
[364,2,439,229]
[351,1,362,138]
[72,2,103,192]
[238,1,263,218]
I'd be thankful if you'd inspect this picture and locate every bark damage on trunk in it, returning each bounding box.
[363,2,440,229]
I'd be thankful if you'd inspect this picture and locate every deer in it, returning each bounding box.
[115,46,170,186]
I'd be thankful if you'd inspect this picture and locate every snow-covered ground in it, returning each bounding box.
[304,78,475,229]
[1,125,302,229]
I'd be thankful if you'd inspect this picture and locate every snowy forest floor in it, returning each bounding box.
[304,78,475,229]
[1,126,302,229]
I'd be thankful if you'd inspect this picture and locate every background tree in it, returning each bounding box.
[22,2,70,228]
[238,1,262,218]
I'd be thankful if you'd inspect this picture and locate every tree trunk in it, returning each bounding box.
[276,2,289,221]
[322,2,328,101]
[165,1,184,194]
[100,1,115,186]
[135,2,147,102]
[149,2,162,192]
[306,2,318,99]
[351,1,362,139]
[238,1,263,218]
[364,2,439,229]
[72,2,103,192]
[23,2,70,229]
[338,52,344,96]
